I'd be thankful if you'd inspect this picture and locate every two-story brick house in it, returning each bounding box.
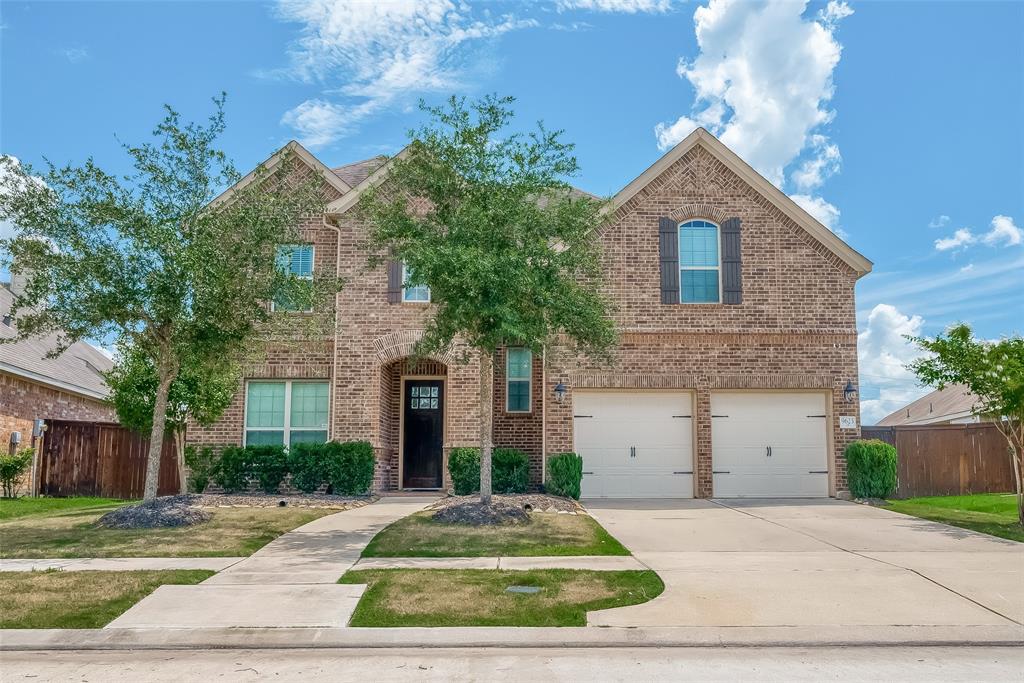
[188,127,871,499]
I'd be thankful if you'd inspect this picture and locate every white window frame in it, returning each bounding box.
[505,347,532,413]
[271,244,315,313]
[401,262,431,303]
[243,379,330,446]
[678,220,722,304]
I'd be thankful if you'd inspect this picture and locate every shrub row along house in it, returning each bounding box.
[188,128,871,499]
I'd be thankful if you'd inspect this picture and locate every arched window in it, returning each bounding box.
[678,219,720,303]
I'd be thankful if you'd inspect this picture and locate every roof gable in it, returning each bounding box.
[210,140,352,208]
[608,128,872,276]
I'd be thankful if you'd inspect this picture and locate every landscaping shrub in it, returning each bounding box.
[845,439,898,499]
[183,445,218,494]
[448,447,480,495]
[323,441,376,495]
[288,442,328,493]
[213,446,252,492]
[0,448,33,498]
[546,452,583,500]
[493,448,529,494]
[249,445,288,493]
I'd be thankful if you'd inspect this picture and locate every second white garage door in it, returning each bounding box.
[573,391,694,498]
[711,392,829,498]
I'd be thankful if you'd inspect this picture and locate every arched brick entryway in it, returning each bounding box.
[377,357,449,491]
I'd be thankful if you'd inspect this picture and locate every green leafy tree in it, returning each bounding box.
[909,324,1024,525]
[105,342,239,492]
[360,95,616,504]
[0,95,339,500]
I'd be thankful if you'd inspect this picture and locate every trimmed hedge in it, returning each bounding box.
[208,441,375,495]
[183,445,218,494]
[546,452,583,500]
[448,447,481,495]
[845,439,898,498]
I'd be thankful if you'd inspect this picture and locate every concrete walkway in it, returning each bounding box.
[585,498,1024,631]
[0,557,243,572]
[106,497,437,629]
[352,556,647,571]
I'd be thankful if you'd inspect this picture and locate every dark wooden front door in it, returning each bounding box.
[402,379,444,488]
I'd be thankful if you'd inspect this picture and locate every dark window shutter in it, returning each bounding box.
[386,260,402,304]
[721,217,742,305]
[658,217,680,304]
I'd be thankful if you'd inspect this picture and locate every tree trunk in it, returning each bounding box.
[993,418,1024,527]
[174,428,187,495]
[143,366,175,501]
[479,348,494,506]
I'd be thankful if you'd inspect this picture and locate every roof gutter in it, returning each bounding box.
[0,361,109,401]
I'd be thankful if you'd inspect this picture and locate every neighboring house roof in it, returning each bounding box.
[0,284,114,400]
[876,384,980,426]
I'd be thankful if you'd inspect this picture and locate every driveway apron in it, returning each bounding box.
[106,497,436,629]
[585,498,1023,630]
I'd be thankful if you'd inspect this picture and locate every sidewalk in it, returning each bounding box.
[0,558,243,572]
[104,497,437,629]
[352,556,647,570]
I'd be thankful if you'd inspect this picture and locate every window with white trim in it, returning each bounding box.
[402,262,430,302]
[506,347,532,412]
[273,244,314,312]
[678,220,720,303]
[244,380,329,446]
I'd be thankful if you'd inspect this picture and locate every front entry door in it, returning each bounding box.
[402,379,444,488]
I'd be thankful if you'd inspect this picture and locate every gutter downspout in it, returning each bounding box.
[541,346,547,487]
[323,213,343,441]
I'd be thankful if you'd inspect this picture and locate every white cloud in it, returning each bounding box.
[61,47,89,63]
[790,193,845,235]
[983,215,1022,247]
[857,303,929,425]
[556,0,672,12]
[273,0,536,147]
[959,263,974,273]
[928,214,950,228]
[654,0,852,238]
[934,227,977,251]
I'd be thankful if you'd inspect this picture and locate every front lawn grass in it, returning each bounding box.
[0,497,127,521]
[886,493,1023,543]
[340,568,663,627]
[361,511,630,557]
[0,569,213,628]
[0,505,338,558]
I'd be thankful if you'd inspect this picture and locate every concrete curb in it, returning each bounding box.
[1,625,1021,651]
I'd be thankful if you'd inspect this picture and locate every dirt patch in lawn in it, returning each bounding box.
[362,509,629,557]
[340,568,663,627]
[98,496,211,529]
[0,569,212,628]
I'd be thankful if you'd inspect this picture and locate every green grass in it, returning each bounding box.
[886,493,1023,543]
[0,497,128,521]
[0,569,213,628]
[340,568,663,627]
[0,504,339,558]
[361,511,630,557]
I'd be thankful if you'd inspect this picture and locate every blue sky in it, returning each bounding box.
[2,0,1022,423]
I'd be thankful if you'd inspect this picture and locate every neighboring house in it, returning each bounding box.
[0,278,116,454]
[876,384,983,426]
[188,127,871,499]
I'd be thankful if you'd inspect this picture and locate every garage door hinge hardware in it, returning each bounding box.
[711,414,729,418]
[573,415,593,418]
[672,415,692,418]
[673,471,693,475]
[807,414,827,418]
[809,470,828,474]
[713,470,731,474]
[630,446,636,458]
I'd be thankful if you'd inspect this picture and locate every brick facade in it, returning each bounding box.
[1,372,115,454]
[190,136,864,497]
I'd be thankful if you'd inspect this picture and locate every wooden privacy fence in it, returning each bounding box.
[861,423,1016,498]
[36,420,180,498]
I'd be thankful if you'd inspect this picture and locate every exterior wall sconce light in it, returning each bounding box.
[553,382,568,403]
[843,380,858,404]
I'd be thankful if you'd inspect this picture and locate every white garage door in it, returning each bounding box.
[574,392,694,498]
[711,392,829,498]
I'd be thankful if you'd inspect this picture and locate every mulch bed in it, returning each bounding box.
[427,493,584,526]
[193,493,378,510]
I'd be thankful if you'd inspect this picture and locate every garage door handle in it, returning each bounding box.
[808,470,828,474]
[673,471,693,475]
[713,470,730,474]
[582,471,594,475]
[630,446,636,458]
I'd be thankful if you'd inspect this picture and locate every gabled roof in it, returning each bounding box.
[326,146,412,215]
[209,140,353,208]
[0,285,114,400]
[877,384,980,426]
[332,156,389,188]
[608,128,872,276]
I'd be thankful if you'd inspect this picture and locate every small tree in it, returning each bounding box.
[361,95,616,504]
[909,324,1024,525]
[0,448,34,498]
[0,95,340,501]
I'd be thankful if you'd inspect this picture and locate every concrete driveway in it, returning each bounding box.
[585,498,1023,630]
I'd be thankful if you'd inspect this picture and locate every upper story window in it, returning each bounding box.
[245,380,329,447]
[402,262,431,303]
[678,220,720,303]
[273,244,314,312]
[506,347,532,412]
